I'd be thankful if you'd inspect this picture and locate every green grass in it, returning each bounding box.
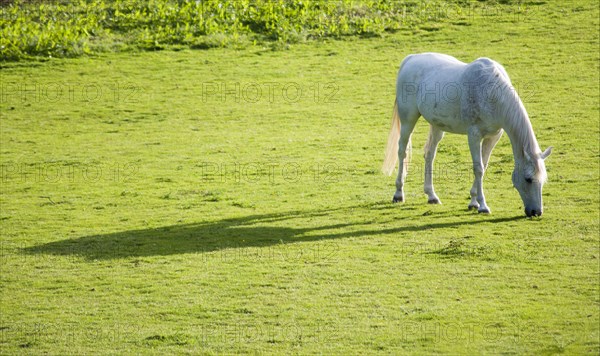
[1,0,464,60]
[1,1,599,354]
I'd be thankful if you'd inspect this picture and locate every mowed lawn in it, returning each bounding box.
[1,2,598,354]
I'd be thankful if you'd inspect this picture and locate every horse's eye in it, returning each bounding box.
[525,177,533,184]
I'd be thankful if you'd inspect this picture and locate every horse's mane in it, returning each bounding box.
[478,60,547,181]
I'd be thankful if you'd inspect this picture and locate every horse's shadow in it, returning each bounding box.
[23,204,523,261]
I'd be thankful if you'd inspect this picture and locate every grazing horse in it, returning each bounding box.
[383,53,551,217]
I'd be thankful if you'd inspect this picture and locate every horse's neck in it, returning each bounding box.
[501,97,540,160]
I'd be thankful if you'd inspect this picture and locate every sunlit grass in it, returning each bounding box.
[0,0,598,354]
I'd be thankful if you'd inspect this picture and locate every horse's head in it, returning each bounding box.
[512,147,552,217]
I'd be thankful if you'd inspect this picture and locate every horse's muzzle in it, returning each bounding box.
[526,208,542,217]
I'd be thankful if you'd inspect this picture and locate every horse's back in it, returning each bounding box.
[398,53,508,90]
[398,53,465,82]
[396,53,509,135]
[401,52,465,67]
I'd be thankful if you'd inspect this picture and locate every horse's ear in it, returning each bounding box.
[541,146,553,160]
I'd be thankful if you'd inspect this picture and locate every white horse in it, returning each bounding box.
[383,53,552,217]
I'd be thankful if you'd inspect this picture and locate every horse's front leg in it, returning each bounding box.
[467,131,491,214]
[469,130,503,210]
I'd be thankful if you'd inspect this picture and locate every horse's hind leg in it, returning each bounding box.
[468,129,503,210]
[424,125,445,204]
[392,106,419,203]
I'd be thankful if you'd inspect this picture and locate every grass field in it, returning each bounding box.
[1,1,599,354]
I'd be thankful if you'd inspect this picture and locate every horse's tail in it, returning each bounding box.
[382,100,411,176]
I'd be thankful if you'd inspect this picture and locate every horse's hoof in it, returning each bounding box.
[392,196,404,203]
[478,208,491,214]
[428,198,441,204]
[468,204,479,210]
